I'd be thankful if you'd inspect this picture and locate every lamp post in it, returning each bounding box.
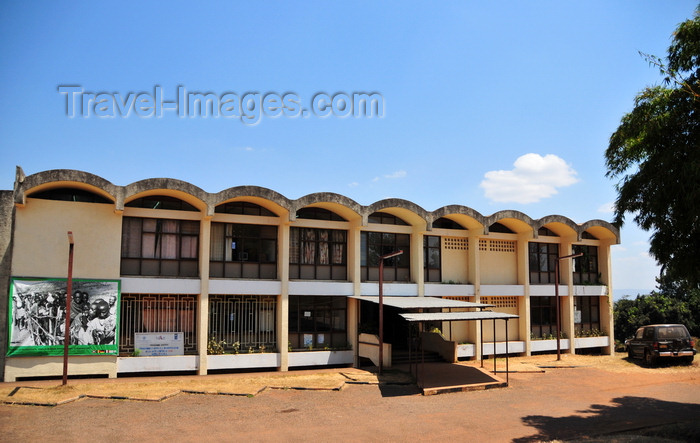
[378,249,403,375]
[62,231,74,386]
[555,252,583,361]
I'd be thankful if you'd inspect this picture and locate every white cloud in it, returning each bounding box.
[597,202,616,214]
[480,153,579,204]
[384,170,407,179]
[348,182,359,187]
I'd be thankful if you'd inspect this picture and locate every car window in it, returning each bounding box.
[643,328,655,340]
[635,329,644,339]
[664,326,688,339]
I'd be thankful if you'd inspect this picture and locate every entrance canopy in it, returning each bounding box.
[349,296,494,310]
[400,311,518,322]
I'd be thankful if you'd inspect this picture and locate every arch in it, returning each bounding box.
[365,199,429,227]
[213,186,292,218]
[292,193,362,222]
[484,211,536,234]
[430,205,485,231]
[15,168,118,205]
[580,220,620,243]
[535,215,580,239]
[124,178,208,212]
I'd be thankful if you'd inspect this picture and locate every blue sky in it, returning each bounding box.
[1,1,696,296]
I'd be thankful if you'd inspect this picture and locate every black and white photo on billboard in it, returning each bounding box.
[10,279,119,348]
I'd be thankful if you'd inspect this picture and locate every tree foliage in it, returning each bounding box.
[605,9,700,288]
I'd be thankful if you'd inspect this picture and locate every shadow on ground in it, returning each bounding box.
[514,396,700,442]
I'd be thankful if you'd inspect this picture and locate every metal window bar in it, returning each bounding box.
[119,294,198,355]
[208,295,277,352]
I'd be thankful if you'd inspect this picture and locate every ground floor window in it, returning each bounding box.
[208,295,277,353]
[574,296,600,334]
[530,296,557,339]
[288,295,347,350]
[119,294,198,355]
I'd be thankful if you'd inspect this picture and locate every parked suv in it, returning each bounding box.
[625,324,696,366]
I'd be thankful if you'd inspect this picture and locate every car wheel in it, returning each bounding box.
[644,350,655,366]
[627,348,634,360]
[683,356,694,365]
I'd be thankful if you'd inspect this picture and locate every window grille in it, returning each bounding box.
[119,294,198,355]
[208,295,277,352]
[444,237,468,250]
[481,296,517,308]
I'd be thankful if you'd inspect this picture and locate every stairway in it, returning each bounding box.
[392,349,444,365]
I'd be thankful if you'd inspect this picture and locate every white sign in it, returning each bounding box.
[135,332,184,356]
[574,310,582,324]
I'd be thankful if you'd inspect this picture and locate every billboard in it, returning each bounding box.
[7,278,120,356]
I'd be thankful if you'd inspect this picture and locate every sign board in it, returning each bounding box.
[135,332,184,356]
[7,277,120,357]
[574,310,582,324]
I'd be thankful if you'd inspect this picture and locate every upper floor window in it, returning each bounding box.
[126,195,198,211]
[296,207,346,221]
[368,212,408,225]
[121,217,199,277]
[361,232,410,282]
[581,231,598,240]
[424,236,441,282]
[433,217,466,230]
[210,223,277,279]
[30,187,112,204]
[538,227,558,237]
[573,245,599,285]
[489,222,515,233]
[289,228,347,280]
[215,201,277,217]
[528,242,559,284]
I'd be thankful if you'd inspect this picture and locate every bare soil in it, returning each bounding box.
[1,353,698,442]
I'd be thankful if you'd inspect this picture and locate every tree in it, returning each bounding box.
[605,9,700,289]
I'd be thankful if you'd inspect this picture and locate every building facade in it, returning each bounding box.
[0,168,619,381]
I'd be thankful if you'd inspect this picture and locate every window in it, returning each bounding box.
[30,187,112,204]
[126,195,198,211]
[121,217,199,277]
[209,295,277,352]
[489,222,514,233]
[528,242,559,284]
[361,232,410,281]
[210,223,277,279]
[296,207,346,221]
[424,236,441,282]
[530,296,557,338]
[288,296,347,349]
[368,212,408,225]
[433,217,466,230]
[574,296,600,333]
[573,245,599,284]
[215,201,277,217]
[289,228,347,280]
[119,294,197,355]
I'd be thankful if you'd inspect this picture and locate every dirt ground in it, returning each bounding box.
[1,354,698,442]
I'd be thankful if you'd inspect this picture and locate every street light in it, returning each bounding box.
[63,231,75,385]
[378,249,403,375]
[555,252,583,361]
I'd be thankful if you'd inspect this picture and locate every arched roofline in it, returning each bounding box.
[213,186,292,218]
[535,215,579,238]
[123,179,208,212]
[366,199,429,227]
[429,205,485,230]
[484,210,536,234]
[580,220,621,243]
[14,167,118,205]
[292,193,362,221]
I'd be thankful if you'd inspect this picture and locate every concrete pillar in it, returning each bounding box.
[599,239,615,355]
[467,232,481,359]
[278,222,290,371]
[517,233,531,355]
[412,226,425,296]
[197,216,211,375]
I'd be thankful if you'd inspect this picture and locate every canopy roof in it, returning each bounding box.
[350,296,494,310]
[400,311,519,323]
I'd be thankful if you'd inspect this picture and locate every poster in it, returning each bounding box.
[7,278,120,356]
